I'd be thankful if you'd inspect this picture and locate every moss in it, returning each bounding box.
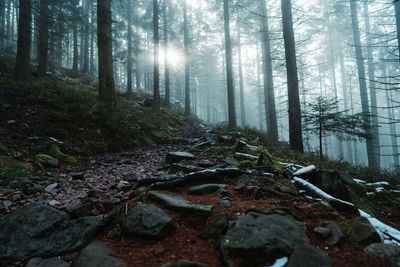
[339,222,353,238]
[48,143,76,163]
[237,160,256,170]
[0,156,32,181]
[35,154,59,167]
[307,202,339,220]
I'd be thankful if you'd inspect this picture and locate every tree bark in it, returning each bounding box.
[97,0,116,110]
[223,0,236,127]
[72,0,79,73]
[183,0,190,116]
[127,0,133,95]
[260,0,278,141]
[163,0,170,107]
[349,0,377,169]
[281,0,303,152]
[37,0,49,76]
[237,23,245,126]
[0,1,4,49]
[153,0,161,111]
[14,0,31,80]
[394,0,400,63]
[89,0,95,75]
[363,0,380,168]
[82,0,90,73]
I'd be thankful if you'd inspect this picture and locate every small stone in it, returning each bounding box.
[188,184,228,195]
[166,152,195,164]
[326,222,344,246]
[218,199,232,208]
[44,183,58,193]
[117,181,131,191]
[49,200,62,206]
[197,159,215,167]
[3,200,12,209]
[287,244,331,267]
[12,194,22,201]
[313,227,331,239]
[70,172,84,180]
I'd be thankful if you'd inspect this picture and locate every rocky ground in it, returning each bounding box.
[1,127,400,267]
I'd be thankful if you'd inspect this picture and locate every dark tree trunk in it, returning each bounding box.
[37,0,49,76]
[127,0,133,95]
[349,0,377,169]
[237,24,245,126]
[363,0,380,168]
[153,0,160,111]
[82,0,90,73]
[14,0,31,80]
[223,0,236,127]
[0,1,4,49]
[394,0,400,63]
[281,0,303,152]
[72,0,79,73]
[97,0,116,110]
[183,0,190,116]
[6,0,10,47]
[163,0,170,107]
[260,0,278,141]
[89,0,95,75]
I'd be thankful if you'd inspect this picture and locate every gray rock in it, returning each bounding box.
[364,243,400,266]
[72,241,126,267]
[287,244,331,267]
[197,159,215,168]
[0,187,14,197]
[166,152,195,164]
[326,222,344,246]
[221,212,309,266]
[175,259,210,267]
[349,217,381,245]
[3,200,12,209]
[26,257,69,267]
[149,192,213,216]
[0,204,104,263]
[170,162,202,174]
[314,227,331,239]
[188,184,228,195]
[327,199,359,215]
[44,183,58,193]
[123,203,174,239]
[218,199,232,208]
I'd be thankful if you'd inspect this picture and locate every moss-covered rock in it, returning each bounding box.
[306,202,339,220]
[35,154,59,167]
[48,144,76,163]
[237,160,256,170]
[0,156,32,181]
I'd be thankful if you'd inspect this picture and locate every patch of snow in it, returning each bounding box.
[266,257,288,267]
[359,209,400,246]
[299,190,306,193]
[391,190,400,193]
[375,187,384,193]
[366,181,390,186]
[293,165,316,176]
[305,195,313,200]
[354,178,366,184]
[367,192,375,196]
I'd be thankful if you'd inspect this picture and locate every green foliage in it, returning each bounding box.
[0,156,32,182]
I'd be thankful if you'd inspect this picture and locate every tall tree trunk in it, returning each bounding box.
[153,0,160,111]
[256,45,264,131]
[237,23,245,126]
[127,0,133,95]
[183,0,190,116]
[163,0,170,107]
[72,0,79,73]
[89,0,95,75]
[0,1,4,49]
[349,75,358,165]
[37,0,49,76]
[97,0,116,110]
[223,0,236,127]
[14,0,31,80]
[82,0,89,73]
[349,0,377,169]
[339,48,353,163]
[394,0,400,63]
[281,0,303,152]
[363,0,380,168]
[260,0,278,141]
[6,0,11,48]
[328,18,344,159]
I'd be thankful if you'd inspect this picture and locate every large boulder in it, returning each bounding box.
[364,243,400,266]
[0,204,104,264]
[221,211,309,266]
[348,217,381,245]
[287,244,331,267]
[72,241,126,267]
[308,171,366,202]
[188,184,228,195]
[123,203,174,239]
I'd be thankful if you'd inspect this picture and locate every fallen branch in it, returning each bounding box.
[0,191,23,200]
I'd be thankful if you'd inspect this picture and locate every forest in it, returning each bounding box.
[1,0,400,266]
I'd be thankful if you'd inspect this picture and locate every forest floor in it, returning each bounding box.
[1,70,400,266]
